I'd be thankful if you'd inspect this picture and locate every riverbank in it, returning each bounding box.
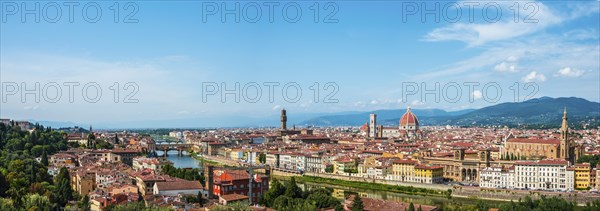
[188,152,238,167]
[197,155,600,206]
[273,174,512,210]
[296,175,451,198]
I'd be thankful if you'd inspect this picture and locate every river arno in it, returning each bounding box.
[288,178,508,209]
[165,154,509,208]
[157,151,203,169]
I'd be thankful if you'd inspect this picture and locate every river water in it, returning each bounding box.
[164,153,500,208]
[156,151,203,169]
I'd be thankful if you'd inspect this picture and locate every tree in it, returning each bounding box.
[259,153,266,164]
[54,167,73,207]
[23,194,52,211]
[0,198,17,211]
[325,165,334,173]
[197,191,202,202]
[583,200,600,211]
[408,202,415,211]
[334,204,344,211]
[41,150,49,166]
[306,188,340,209]
[0,171,7,197]
[7,177,28,208]
[446,189,452,199]
[284,177,302,199]
[578,155,600,167]
[417,205,422,211]
[272,195,293,211]
[262,178,285,207]
[351,195,364,211]
[476,200,489,211]
[81,195,90,211]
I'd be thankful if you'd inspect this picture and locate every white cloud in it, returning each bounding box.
[176,110,191,115]
[300,100,313,108]
[24,105,40,110]
[522,71,547,82]
[272,105,281,110]
[555,67,584,78]
[472,90,483,100]
[494,62,518,72]
[423,1,598,46]
[563,29,599,40]
[411,100,425,106]
[506,56,519,62]
[370,100,379,105]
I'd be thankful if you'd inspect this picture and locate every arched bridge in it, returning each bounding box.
[152,143,192,157]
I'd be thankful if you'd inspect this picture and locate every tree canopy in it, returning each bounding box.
[260,177,341,211]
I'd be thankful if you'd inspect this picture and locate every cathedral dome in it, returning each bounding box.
[400,107,419,126]
[360,122,369,131]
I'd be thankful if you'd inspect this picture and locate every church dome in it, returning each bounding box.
[400,107,419,126]
[360,122,369,131]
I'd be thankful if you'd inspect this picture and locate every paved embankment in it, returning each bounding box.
[271,170,600,206]
[199,155,600,206]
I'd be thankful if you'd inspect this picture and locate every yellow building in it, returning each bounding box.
[389,159,417,182]
[575,163,591,190]
[334,157,356,174]
[382,152,404,158]
[414,165,444,184]
[71,170,95,196]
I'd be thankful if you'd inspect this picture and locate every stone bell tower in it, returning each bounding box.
[560,107,570,161]
[281,108,287,130]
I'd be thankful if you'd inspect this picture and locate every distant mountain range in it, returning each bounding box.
[299,97,600,129]
[297,108,475,126]
[18,97,599,129]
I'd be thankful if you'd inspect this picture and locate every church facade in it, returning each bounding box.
[502,108,582,164]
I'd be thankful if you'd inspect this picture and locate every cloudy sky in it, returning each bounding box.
[1,0,598,126]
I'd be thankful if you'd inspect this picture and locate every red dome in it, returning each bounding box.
[400,107,419,126]
[360,122,369,131]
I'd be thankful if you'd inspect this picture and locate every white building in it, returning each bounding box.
[514,159,571,191]
[479,166,515,189]
[566,167,575,191]
[279,154,292,170]
[306,155,324,173]
[366,166,389,179]
[292,154,306,172]
[265,153,279,167]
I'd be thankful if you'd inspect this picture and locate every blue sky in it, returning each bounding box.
[1,0,599,126]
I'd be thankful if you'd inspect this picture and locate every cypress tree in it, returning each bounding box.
[408,202,415,211]
[351,195,364,211]
[41,150,49,166]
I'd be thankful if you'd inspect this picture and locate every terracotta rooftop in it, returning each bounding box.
[155,180,203,191]
[507,138,560,145]
[220,193,249,202]
[515,159,568,166]
[346,195,437,211]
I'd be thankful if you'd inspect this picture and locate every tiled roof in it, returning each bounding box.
[155,180,203,191]
[507,138,560,145]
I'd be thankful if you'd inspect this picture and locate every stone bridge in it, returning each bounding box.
[152,143,192,157]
